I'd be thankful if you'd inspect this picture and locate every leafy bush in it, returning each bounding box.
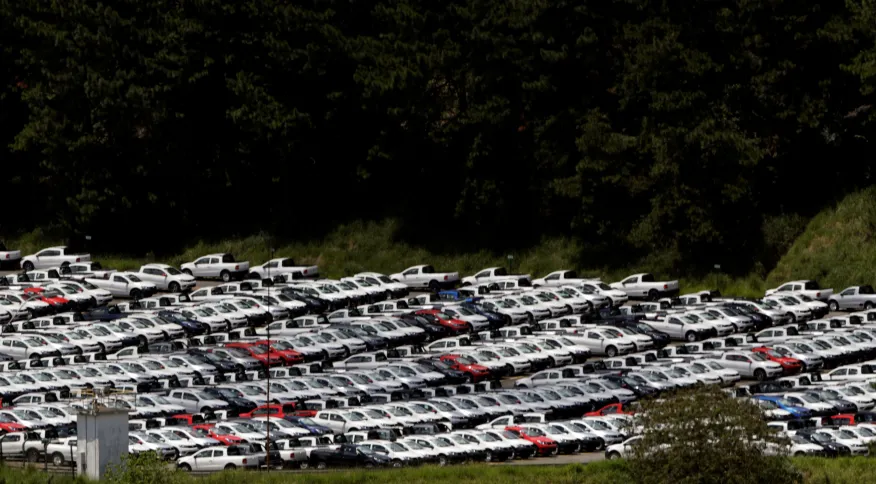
[629,385,800,484]
[105,452,183,484]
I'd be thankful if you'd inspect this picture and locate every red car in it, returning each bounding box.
[438,354,492,382]
[0,422,27,433]
[22,287,71,311]
[252,340,304,365]
[504,426,558,456]
[225,342,285,367]
[585,403,634,417]
[191,423,244,446]
[752,347,803,374]
[240,403,297,419]
[414,309,470,334]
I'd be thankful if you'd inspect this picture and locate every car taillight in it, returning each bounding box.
[663,284,668,290]
[304,269,308,275]
[76,258,80,262]
[289,452,295,458]
[444,276,448,281]
[242,458,247,464]
[816,292,820,298]
[235,265,239,270]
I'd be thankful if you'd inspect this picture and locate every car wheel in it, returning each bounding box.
[236,364,245,373]
[299,462,309,470]
[685,331,697,342]
[526,312,535,324]
[316,461,327,470]
[464,373,474,383]
[754,369,767,381]
[606,297,614,307]
[201,407,212,414]
[52,452,65,466]
[865,302,874,310]
[608,451,621,460]
[548,357,556,367]
[169,282,181,293]
[130,289,143,300]
[22,261,34,271]
[597,438,606,450]
[98,343,106,353]
[437,455,448,466]
[794,451,805,457]
[730,324,738,333]
[364,462,375,469]
[606,346,618,358]
[391,459,403,468]
[428,280,441,292]
[648,289,659,301]
[138,335,148,346]
[224,463,236,470]
[550,447,558,456]
[220,270,231,282]
[321,350,330,361]
[26,448,39,462]
[484,451,493,462]
[787,313,796,323]
[504,364,514,375]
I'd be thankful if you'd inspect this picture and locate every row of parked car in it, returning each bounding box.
[0,246,875,469]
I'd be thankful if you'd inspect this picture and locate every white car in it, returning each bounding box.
[766,280,833,302]
[180,253,250,282]
[389,265,460,290]
[577,282,629,306]
[719,351,783,380]
[531,270,599,288]
[137,264,197,292]
[177,445,259,471]
[20,246,91,271]
[249,257,318,279]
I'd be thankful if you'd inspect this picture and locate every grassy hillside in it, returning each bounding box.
[768,187,876,291]
[6,220,771,297]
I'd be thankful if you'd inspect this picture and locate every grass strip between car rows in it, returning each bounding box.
[4,458,876,483]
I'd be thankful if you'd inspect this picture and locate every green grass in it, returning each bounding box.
[6,458,876,483]
[767,187,876,291]
[6,219,774,297]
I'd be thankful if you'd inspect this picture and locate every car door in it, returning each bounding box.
[401,268,421,286]
[35,249,61,269]
[840,288,859,309]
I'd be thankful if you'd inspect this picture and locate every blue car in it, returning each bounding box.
[283,416,333,435]
[460,302,508,329]
[754,395,812,419]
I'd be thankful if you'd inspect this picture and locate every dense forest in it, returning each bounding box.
[2,0,876,276]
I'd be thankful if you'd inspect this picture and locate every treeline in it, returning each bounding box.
[2,0,876,275]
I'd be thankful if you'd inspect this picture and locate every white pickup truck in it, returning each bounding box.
[84,272,158,299]
[0,242,21,269]
[610,273,680,300]
[765,280,834,302]
[20,246,91,271]
[248,258,319,280]
[829,286,876,311]
[61,261,116,279]
[389,265,459,290]
[461,267,531,287]
[181,253,250,282]
[530,270,599,287]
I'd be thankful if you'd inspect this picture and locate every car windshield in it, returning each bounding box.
[522,427,546,437]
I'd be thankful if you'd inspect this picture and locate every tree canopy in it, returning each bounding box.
[2,0,875,273]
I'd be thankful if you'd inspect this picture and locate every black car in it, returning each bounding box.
[725,304,773,331]
[415,358,469,385]
[605,321,670,348]
[332,325,389,351]
[398,314,451,340]
[460,302,510,329]
[279,287,329,314]
[794,430,851,457]
[600,374,660,398]
[309,444,391,468]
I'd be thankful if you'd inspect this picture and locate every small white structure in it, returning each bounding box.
[76,404,129,480]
